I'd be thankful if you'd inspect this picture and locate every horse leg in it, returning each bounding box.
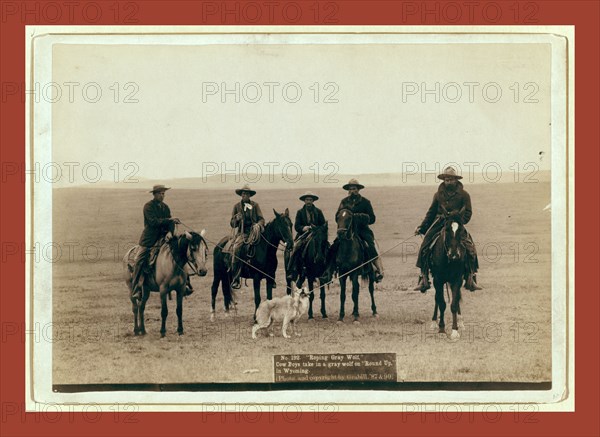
[138,287,150,335]
[338,275,347,322]
[210,275,219,322]
[430,302,439,331]
[449,281,461,340]
[369,277,378,317]
[319,280,328,319]
[307,278,315,320]
[176,288,184,335]
[351,274,360,322]
[253,277,261,320]
[130,284,141,335]
[433,278,446,334]
[159,288,169,338]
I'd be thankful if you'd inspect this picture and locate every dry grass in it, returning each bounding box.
[52,182,551,384]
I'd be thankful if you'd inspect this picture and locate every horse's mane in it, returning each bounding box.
[169,232,201,264]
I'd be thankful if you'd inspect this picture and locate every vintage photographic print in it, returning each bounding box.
[26,26,572,410]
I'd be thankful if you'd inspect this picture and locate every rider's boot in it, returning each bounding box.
[464,273,482,291]
[184,276,194,296]
[414,269,431,292]
[372,256,384,283]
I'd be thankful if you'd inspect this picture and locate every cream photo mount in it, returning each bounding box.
[25,25,573,412]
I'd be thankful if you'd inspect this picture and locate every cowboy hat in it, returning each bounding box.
[437,166,463,180]
[342,178,365,190]
[150,184,171,193]
[299,191,319,201]
[235,184,257,196]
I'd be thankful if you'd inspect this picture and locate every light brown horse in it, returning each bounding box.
[124,230,208,337]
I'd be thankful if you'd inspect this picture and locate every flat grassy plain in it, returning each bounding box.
[52,182,551,384]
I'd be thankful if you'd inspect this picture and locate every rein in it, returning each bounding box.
[337,210,354,240]
[170,221,208,276]
[260,219,292,252]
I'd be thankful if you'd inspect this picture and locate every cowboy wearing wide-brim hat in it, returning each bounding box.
[286,191,327,282]
[413,166,482,292]
[228,184,265,288]
[324,178,384,283]
[131,185,182,299]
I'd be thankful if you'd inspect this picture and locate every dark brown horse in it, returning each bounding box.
[429,213,466,339]
[124,230,208,337]
[289,223,330,319]
[212,209,293,317]
[334,209,377,322]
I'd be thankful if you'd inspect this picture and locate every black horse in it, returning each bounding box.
[429,212,467,339]
[334,209,377,322]
[212,209,294,317]
[289,223,330,319]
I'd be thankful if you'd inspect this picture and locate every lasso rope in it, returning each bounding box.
[178,220,417,292]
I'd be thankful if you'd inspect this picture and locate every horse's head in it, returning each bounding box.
[443,215,466,263]
[307,222,329,265]
[184,229,208,276]
[272,208,294,249]
[336,209,353,239]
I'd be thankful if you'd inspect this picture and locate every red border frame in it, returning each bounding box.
[1,1,598,436]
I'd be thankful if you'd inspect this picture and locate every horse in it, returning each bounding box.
[212,209,294,318]
[334,209,377,322]
[289,222,330,319]
[428,213,467,340]
[124,230,209,337]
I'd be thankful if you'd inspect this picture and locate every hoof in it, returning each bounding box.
[322,314,328,319]
[269,332,274,337]
[373,313,379,318]
[178,331,184,336]
[210,313,215,322]
[438,327,445,334]
[308,315,314,320]
[140,330,147,336]
[450,329,460,340]
[134,330,140,336]
[353,316,360,324]
[160,332,166,338]
[429,321,438,331]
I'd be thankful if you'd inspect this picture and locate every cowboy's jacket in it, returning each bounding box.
[139,199,172,247]
[419,181,472,232]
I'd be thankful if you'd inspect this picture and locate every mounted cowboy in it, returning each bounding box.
[327,178,384,282]
[286,191,327,282]
[414,166,482,292]
[229,184,265,289]
[131,185,182,299]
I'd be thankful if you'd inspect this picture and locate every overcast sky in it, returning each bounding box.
[52,41,551,183]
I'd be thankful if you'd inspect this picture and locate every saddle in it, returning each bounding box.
[144,235,171,274]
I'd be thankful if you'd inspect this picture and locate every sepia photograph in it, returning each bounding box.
[25,26,572,409]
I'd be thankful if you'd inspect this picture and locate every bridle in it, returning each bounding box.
[443,220,465,263]
[183,235,208,277]
[260,216,293,252]
[337,209,354,240]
